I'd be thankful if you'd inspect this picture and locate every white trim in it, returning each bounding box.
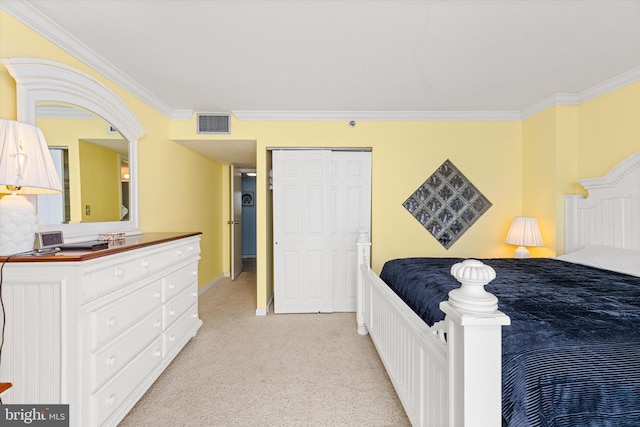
[255,295,274,316]
[0,0,174,118]
[198,274,226,296]
[232,110,522,121]
[172,110,195,120]
[1,57,144,240]
[521,66,640,119]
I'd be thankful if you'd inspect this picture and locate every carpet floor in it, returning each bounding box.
[118,260,410,426]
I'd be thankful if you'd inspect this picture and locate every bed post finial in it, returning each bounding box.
[448,259,498,313]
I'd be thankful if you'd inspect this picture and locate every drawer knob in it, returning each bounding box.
[142,259,150,268]
[154,349,162,358]
[176,249,183,256]
[169,335,176,342]
[154,320,161,329]
[107,356,117,367]
[188,245,194,252]
[169,283,175,290]
[192,270,197,276]
[169,309,176,316]
[108,317,118,328]
[107,394,117,406]
[192,292,197,297]
[114,268,124,278]
[154,291,161,299]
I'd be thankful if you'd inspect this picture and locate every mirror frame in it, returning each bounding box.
[2,58,145,240]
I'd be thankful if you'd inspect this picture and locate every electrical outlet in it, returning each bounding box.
[85,205,91,215]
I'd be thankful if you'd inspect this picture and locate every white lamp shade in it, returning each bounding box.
[505,216,544,247]
[0,119,62,194]
[0,119,62,255]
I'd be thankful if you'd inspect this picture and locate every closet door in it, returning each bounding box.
[273,150,371,314]
[330,151,371,312]
[273,150,333,313]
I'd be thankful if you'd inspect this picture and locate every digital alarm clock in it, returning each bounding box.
[34,230,64,251]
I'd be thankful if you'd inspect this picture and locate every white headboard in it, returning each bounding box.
[565,151,640,253]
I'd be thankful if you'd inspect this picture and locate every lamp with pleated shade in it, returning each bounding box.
[0,119,62,256]
[505,216,543,258]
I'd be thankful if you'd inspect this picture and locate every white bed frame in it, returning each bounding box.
[356,150,640,427]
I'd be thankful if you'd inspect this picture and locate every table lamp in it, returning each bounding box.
[0,119,62,256]
[505,216,543,258]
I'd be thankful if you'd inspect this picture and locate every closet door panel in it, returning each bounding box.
[273,150,333,313]
[331,152,372,312]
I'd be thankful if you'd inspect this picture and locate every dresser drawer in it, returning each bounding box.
[92,308,163,391]
[163,262,198,303]
[92,280,162,349]
[80,238,200,303]
[164,305,199,356]
[163,284,198,329]
[92,337,163,426]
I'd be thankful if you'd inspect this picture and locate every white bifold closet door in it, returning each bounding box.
[273,149,371,314]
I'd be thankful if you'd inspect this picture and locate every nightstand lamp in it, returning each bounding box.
[505,216,543,258]
[0,119,62,256]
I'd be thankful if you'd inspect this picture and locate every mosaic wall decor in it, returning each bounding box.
[403,159,492,249]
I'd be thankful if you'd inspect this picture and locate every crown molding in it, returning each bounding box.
[172,110,195,120]
[1,0,174,118]
[232,110,522,121]
[521,66,640,119]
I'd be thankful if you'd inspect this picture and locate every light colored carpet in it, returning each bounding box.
[119,259,410,426]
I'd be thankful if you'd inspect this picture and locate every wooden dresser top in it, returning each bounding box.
[0,232,201,263]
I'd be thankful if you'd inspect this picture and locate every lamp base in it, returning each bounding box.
[513,246,531,258]
[0,194,38,256]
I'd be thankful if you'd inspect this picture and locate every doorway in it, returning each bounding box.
[230,166,257,280]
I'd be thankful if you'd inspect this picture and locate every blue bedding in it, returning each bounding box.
[379,258,640,427]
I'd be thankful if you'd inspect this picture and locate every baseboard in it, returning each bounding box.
[256,294,274,316]
[198,274,225,296]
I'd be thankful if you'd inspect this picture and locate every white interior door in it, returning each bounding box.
[331,151,371,312]
[273,150,333,313]
[230,165,243,279]
[273,150,371,314]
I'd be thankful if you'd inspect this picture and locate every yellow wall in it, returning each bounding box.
[577,81,640,178]
[78,140,121,222]
[3,9,640,311]
[522,82,640,257]
[173,118,524,310]
[37,115,124,223]
[0,11,225,289]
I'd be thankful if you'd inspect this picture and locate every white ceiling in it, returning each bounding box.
[4,0,640,167]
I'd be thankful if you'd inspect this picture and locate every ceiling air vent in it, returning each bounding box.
[197,113,230,134]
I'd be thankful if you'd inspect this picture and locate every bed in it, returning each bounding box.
[356,151,640,427]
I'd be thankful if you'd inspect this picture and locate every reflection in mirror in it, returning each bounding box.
[35,102,130,224]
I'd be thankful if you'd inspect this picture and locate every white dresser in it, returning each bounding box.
[0,233,203,427]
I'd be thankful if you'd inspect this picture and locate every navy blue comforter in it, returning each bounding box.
[379,258,640,427]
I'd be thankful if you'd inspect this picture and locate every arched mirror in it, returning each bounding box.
[2,58,145,240]
[35,102,131,225]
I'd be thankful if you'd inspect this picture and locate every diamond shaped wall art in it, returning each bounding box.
[403,159,492,249]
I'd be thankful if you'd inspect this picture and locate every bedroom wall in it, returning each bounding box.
[0,11,225,289]
[172,118,524,312]
[522,81,640,256]
[577,81,640,178]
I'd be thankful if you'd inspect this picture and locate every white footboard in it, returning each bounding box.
[356,230,510,427]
